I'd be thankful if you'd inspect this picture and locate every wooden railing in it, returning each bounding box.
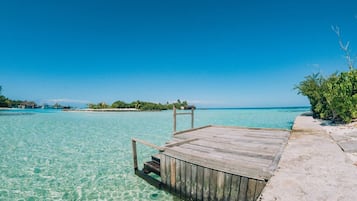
[131,138,164,171]
[173,107,194,133]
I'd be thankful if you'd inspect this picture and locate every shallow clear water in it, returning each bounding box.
[0,107,308,200]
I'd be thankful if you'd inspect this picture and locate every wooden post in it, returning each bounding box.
[132,139,138,172]
[191,108,194,129]
[173,106,177,133]
[173,106,195,133]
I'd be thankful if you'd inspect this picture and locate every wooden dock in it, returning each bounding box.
[132,125,290,201]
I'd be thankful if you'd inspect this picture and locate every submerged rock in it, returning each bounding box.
[33,167,41,174]
[150,193,159,200]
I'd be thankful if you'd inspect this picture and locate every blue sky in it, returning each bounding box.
[1,0,357,107]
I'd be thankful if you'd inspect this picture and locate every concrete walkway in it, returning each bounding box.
[259,115,357,201]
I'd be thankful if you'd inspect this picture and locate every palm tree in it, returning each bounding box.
[98,102,108,109]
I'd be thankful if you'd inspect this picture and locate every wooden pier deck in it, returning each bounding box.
[132,125,290,201]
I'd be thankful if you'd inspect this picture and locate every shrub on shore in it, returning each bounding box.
[296,70,357,123]
[296,25,357,123]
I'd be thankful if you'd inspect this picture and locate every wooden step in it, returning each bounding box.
[152,154,161,163]
[143,160,160,176]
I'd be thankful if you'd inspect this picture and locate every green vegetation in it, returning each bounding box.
[296,70,357,123]
[0,96,29,108]
[88,99,192,111]
[0,94,36,108]
[0,85,39,108]
[296,26,357,123]
[0,85,192,111]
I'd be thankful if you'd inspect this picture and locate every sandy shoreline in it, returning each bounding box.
[260,115,357,201]
[320,120,357,165]
[0,107,14,110]
[64,108,140,112]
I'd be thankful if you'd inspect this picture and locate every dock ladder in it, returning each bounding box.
[131,107,196,188]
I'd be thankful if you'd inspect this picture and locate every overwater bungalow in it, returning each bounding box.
[18,101,37,109]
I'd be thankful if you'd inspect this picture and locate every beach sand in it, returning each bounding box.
[321,121,357,165]
[260,115,357,201]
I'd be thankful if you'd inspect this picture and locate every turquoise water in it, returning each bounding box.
[0,107,308,200]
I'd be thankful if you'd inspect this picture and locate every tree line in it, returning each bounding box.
[0,86,67,109]
[88,99,193,111]
[0,86,194,111]
[0,86,35,108]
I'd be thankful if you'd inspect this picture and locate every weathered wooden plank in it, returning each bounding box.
[169,145,271,169]
[170,158,176,190]
[173,133,283,151]
[247,179,257,201]
[188,135,285,148]
[203,168,211,201]
[223,173,232,201]
[185,136,283,151]
[173,125,212,135]
[173,130,284,140]
[180,143,274,165]
[165,155,171,191]
[196,165,204,201]
[180,128,289,141]
[216,171,225,201]
[174,132,288,145]
[174,127,289,140]
[254,180,266,200]
[203,125,289,135]
[185,140,280,156]
[165,138,199,148]
[166,147,271,169]
[191,164,197,200]
[180,160,186,197]
[160,154,167,185]
[230,175,240,201]
[185,137,279,152]
[209,170,218,201]
[164,148,272,180]
[132,138,165,151]
[185,162,192,198]
[175,158,181,196]
[131,140,138,170]
[238,177,248,201]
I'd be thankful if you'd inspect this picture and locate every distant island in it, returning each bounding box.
[0,86,194,111]
[86,99,195,111]
[0,86,71,109]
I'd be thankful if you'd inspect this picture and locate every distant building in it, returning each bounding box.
[181,105,196,110]
[18,101,37,109]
